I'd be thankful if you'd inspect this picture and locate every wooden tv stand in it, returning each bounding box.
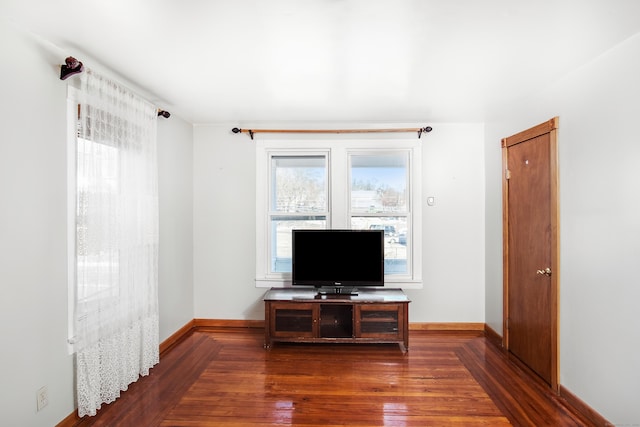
[263,287,410,351]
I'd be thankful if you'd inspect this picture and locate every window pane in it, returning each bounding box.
[76,138,120,302]
[272,156,326,212]
[352,217,408,275]
[351,154,407,213]
[76,252,119,302]
[271,216,326,273]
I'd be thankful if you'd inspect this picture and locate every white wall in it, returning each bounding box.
[193,123,486,323]
[193,124,266,319]
[157,118,194,341]
[484,33,640,425]
[483,122,504,334]
[0,19,194,426]
[407,123,485,322]
[0,19,74,427]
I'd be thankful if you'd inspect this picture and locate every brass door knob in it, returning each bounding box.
[536,267,552,276]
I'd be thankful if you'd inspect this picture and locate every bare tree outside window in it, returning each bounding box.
[275,167,326,212]
[270,155,328,272]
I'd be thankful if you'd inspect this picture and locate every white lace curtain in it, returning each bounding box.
[71,69,159,417]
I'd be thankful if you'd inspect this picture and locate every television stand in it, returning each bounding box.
[263,287,410,351]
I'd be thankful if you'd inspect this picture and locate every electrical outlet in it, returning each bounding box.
[36,386,48,411]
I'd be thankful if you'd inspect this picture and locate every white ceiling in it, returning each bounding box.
[4,0,640,124]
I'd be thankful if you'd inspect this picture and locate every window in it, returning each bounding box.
[350,153,410,275]
[67,72,160,416]
[256,141,422,289]
[270,155,328,273]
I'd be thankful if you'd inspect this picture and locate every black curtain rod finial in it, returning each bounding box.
[418,126,433,138]
[157,109,171,118]
[232,128,253,139]
[60,56,84,80]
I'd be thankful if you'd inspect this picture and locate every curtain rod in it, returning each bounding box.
[231,126,433,140]
[59,56,171,118]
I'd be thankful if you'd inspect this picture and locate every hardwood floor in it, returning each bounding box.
[69,327,598,426]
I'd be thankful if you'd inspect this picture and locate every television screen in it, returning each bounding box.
[292,229,384,290]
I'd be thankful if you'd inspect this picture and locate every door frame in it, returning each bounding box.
[501,117,560,391]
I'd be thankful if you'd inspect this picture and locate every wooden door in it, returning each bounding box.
[502,117,559,389]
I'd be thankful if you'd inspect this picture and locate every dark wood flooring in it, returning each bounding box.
[69,327,598,426]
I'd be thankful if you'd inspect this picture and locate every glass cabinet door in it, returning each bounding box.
[270,303,317,338]
[355,304,402,339]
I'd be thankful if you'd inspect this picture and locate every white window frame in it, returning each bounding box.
[67,89,78,353]
[255,139,423,289]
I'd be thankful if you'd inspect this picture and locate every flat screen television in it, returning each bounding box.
[292,229,384,294]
